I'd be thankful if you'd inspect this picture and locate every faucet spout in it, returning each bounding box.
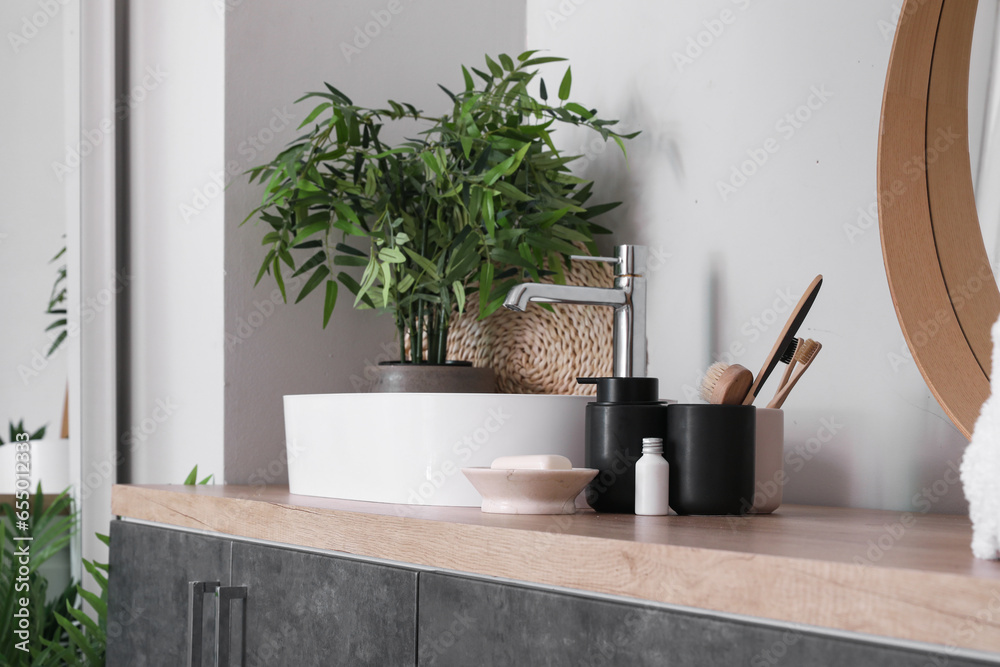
[503,283,627,312]
[501,245,648,378]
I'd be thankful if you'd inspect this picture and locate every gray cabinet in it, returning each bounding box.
[416,572,998,667]
[110,522,997,666]
[107,521,417,666]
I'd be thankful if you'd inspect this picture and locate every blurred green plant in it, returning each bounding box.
[45,245,67,358]
[0,420,47,446]
[0,485,106,666]
[243,51,637,364]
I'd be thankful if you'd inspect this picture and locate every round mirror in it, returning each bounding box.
[879,0,1000,439]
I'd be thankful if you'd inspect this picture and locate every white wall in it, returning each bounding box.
[126,2,224,484]
[526,0,970,513]
[223,0,527,483]
[0,0,69,447]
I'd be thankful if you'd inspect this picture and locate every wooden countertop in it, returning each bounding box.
[112,484,1000,654]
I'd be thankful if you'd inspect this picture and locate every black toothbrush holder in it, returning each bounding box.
[664,404,756,515]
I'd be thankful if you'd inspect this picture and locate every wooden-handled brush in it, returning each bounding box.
[742,275,823,406]
[767,339,821,409]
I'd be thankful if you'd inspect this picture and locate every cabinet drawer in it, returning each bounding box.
[417,572,994,667]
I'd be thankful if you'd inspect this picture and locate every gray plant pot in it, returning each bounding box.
[372,362,496,393]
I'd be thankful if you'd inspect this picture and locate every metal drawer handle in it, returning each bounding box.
[216,586,248,666]
[187,581,220,667]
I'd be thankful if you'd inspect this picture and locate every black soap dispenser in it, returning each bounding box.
[577,376,669,513]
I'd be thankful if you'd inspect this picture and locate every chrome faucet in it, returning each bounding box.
[503,244,647,377]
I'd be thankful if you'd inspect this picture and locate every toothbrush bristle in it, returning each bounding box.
[779,338,799,364]
[798,339,821,364]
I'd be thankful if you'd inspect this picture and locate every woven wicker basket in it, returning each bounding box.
[407,259,614,396]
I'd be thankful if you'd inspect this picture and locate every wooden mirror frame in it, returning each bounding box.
[879,0,1000,439]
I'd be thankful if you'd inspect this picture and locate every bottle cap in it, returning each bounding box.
[576,377,660,403]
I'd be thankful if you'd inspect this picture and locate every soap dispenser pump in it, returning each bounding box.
[577,376,668,513]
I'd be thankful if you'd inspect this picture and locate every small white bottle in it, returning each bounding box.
[635,437,670,516]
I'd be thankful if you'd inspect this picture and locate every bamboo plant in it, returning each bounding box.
[243,51,637,364]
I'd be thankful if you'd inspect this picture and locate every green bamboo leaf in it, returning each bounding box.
[183,466,198,485]
[289,220,330,248]
[485,54,504,77]
[453,281,467,314]
[292,251,327,277]
[521,56,567,67]
[482,191,495,237]
[539,78,548,101]
[323,280,338,328]
[492,180,533,203]
[381,262,392,307]
[564,102,593,119]
[379,247,406,263]
[478,262,494,315]
[498,53,514,71]
[462,65,474,91]
[402,247,440,279]
[335,242,366,257]
[273,256,287,302]
[482,155,516,186]
[297,102,332,129]
[295,264,330,304]
[254,249,276,286]
[333,255,368,267]
[355,256,379,307]
[558,66,572,101]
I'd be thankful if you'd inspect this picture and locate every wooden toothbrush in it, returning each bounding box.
[767,340,822,409]
[742,275,823,406]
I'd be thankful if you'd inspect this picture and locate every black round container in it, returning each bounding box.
[578,377,668,513]
[665,404,756,515]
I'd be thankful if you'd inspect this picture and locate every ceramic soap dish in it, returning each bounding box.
[461,467,598,515]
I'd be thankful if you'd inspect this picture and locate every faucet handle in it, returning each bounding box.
[569,255,619,264]
[570,245,646,276]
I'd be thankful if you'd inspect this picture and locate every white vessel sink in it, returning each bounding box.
[283,393,591,506]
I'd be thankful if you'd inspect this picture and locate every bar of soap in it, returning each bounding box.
[490,455,572,470]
